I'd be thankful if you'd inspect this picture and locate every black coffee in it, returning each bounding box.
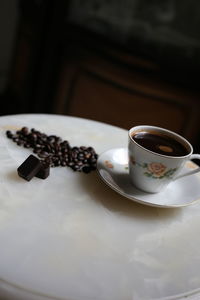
[132,131,189,156]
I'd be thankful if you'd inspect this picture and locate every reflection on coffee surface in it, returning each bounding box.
[132,131,189,156]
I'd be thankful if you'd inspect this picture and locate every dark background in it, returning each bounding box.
[0,0,200,151]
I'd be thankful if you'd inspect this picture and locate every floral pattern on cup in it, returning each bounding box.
[147,163,166,177]
[130,157,177,179]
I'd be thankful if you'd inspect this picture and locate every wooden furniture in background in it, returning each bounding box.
[4,1,200,152]
[53,28,200,147]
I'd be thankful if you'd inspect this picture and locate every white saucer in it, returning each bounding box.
[97,148,200,208]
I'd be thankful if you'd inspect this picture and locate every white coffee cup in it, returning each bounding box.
[128,125,200,193]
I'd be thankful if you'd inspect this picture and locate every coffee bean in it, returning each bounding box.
[61,161,67,166]
[6,130,13,139]
[87,147,94,152]
[38,151,49,158]
[72,147,79,152]
[44,144,50,152]
[71,152,77,159]
[54,160,61,166]
[21,127,29,135]
[45,157,52,165]
[6,127,98,174]
[72,165,80,171]
[88,157,97,164]
[61,141,69,147]
[13,137,19,143]
[82,165,91,173]
[17,140,23,146]
[24,143,31,148]
[62,148,68,154]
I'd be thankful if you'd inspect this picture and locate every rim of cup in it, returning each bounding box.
[128,125,193,159]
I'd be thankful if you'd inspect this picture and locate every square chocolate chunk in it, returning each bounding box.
[17,155,42,181]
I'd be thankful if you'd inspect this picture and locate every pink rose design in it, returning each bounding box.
[147,162,167,177]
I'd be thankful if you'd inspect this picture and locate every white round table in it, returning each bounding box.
[0,114,200,300]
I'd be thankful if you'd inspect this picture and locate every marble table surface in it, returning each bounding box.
[0,114,200,300]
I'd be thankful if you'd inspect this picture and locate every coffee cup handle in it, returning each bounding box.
[174,154,200,181]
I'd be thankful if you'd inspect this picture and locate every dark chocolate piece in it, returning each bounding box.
[17,155,42,181]
[35,162,50,179]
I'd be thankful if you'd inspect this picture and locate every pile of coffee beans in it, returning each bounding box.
[6,127,98,173]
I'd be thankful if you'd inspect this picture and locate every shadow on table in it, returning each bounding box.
[78,171,183,222]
